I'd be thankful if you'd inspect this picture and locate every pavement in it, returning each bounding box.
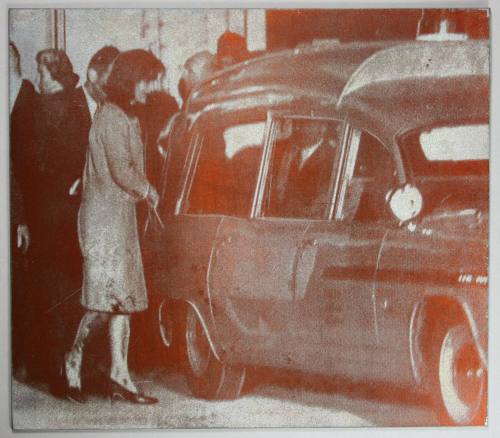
[11,364,438,430]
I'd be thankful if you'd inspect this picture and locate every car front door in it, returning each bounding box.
[174,118,304,361]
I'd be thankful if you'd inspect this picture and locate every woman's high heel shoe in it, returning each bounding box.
[109,379,158,405]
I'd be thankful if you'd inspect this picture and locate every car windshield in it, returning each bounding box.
[399,123,489,215]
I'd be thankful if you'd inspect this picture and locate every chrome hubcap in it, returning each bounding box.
[439,325,485,424]
[453,343,483,408]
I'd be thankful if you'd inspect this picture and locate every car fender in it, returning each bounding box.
[184,298,224,362]
[459,299,487,366]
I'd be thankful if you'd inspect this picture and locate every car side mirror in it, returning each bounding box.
[386,183,423,223]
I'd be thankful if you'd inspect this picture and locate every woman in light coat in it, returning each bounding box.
[64,50,164,404]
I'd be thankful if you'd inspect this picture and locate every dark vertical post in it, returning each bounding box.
[63,9,66,51]
[243,9,248,39]
[53,9,58,49]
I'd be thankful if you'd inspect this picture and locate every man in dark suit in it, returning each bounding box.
[216,31,249,70]
[274,119,338,219]
[138,90,179,191]
[10,41,36,381]
[10,42,34,252]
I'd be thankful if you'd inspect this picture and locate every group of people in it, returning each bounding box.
[10,29,253,406]
[10,42,169,405]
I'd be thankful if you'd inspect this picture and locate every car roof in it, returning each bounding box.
[185,39,489,146]
[185,40,399,122]
[336,40,489,144]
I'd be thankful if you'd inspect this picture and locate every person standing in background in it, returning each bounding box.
[132,87,178,368]
[153,50,216,174]
[9,41,36,381]
[177,50,216,106]
[9,41,34,252]
[158,50,216,150]
[216,31,249,70]
[27,49,91,393]
[137,88,178,191]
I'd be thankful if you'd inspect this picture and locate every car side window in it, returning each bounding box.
[341,130,396,223]
[185,121,266,217]
[261,116,343,220]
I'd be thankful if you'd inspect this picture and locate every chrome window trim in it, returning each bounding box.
[333,126,361,220]
[175,130,201,215]
[252,111,277,219]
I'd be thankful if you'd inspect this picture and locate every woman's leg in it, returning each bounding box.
[109,314,137,393]
[65,310,107,389]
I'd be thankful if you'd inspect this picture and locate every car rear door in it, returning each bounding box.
[291,127,398,379]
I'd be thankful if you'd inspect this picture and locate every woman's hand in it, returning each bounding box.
[69,178,81,196]
[146,184,159,209]
[17,224,30,254]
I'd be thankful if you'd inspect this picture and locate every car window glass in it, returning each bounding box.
[262,117,342,220]
[186,121,265,217]
[399,123,489,216]
[342,130,396,223]
[400,123,489,178]
[224,122,266,159]
[419,124,488,161]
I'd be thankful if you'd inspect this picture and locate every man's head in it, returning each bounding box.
[86,46,120,103]
[178,51,216,103]
[216,31,248,70]
[36,49,79,94]
[9,42,21,77]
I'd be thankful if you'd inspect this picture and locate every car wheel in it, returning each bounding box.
[185,305,246,400]
[435,324,486,425]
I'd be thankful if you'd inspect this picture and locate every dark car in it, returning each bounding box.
[144,39,489,426]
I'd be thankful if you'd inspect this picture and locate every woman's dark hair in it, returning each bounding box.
[105,49,165,115]
[36,48,79,90]
[9,41,21,75]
